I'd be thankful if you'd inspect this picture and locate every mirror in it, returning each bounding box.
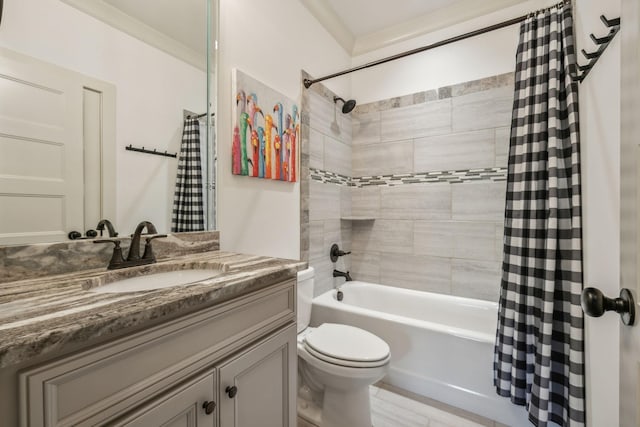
[0,0,217,245]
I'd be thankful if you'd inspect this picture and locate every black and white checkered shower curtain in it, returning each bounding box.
[171,118,204,232]
[493,3,585,426]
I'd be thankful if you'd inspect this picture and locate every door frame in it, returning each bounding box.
[618,0,640,425]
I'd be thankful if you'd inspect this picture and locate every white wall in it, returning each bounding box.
[576,0,622,426]
[217,0,351,259]
[0,0,207,234]
[350,0,559,104]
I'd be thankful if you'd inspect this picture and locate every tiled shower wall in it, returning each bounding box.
[301,72,353,297]
[301,72,514,301]
[348,73,514,301]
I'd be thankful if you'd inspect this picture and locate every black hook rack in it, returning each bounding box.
[188,112,215,120]
[574,15,620,83]
[125,144,177,158]
[183,109,215,120]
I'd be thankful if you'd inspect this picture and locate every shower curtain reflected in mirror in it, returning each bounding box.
[172,117,205,232]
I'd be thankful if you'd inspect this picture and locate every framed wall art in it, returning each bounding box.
[231,69,299,182]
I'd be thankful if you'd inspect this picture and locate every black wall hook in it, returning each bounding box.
[125,144,177,158]
[590,31,615,45]
[581,49,598,59]
[578,63,594,72]
[600,15,620,27]
[574,15,620,83]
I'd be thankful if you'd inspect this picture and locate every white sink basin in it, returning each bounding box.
[91,269,223,293]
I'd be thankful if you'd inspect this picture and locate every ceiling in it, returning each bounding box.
[300,0,530,55]
[102,0,208,56]
[61,0,212,69]
[327,0,465,38]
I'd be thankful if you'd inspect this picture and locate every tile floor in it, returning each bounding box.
[298,382,510,427]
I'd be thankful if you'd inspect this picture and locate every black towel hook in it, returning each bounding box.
[574,14,620,83]
[125,144,177,158]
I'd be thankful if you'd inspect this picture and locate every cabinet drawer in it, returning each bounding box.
[20,280,294,427]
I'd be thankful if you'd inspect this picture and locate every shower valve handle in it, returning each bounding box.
[581,287,635,325]
[330,243,351,262]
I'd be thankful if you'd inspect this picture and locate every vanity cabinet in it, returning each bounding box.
[18,280,296,427]
[218,325,296,427]
[117,371,216,426]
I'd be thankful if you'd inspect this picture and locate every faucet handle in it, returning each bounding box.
[142,234,168,261]
[94,239,125,269]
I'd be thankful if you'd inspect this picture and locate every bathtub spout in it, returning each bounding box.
[333,269,352,281]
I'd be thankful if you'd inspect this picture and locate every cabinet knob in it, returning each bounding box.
[226,385,238,398]
[202,400,216,415]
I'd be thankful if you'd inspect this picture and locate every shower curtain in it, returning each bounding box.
[493,3,585,426]
[171,117,205,232]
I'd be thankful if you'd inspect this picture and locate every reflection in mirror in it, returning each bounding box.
[0,0,216,245]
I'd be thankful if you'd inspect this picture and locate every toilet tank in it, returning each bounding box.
[297,267,315,333]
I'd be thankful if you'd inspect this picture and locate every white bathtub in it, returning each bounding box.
[310,281,529,427]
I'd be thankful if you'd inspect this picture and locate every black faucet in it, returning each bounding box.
[94,221,167,269]
[128,221,161,262]
[96,219,118,237]
[333,269,353,282]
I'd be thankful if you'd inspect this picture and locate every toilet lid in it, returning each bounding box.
[304,323,390,364]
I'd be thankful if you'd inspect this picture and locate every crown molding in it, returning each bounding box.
[299,0,529,57]
[299,0,355,54]
[352,0,527,55]
[59,0,206,70]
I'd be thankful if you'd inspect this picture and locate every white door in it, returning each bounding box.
[0,48,116,245]
[618,0,640,425]
[0,48,84,244]
[583,0,640,424]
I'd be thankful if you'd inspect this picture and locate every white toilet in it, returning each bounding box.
[297,267,390,427]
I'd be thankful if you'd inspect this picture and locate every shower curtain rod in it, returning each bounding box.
[303,0,571,89]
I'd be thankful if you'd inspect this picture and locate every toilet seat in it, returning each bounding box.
[303,323,390,368]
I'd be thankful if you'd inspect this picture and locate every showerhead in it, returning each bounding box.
[333,96,357,114]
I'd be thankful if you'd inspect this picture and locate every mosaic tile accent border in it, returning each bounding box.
[310,167,507,187]
[310,168,353,186]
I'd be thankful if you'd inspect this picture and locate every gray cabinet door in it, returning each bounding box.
[218,325,297,427]
[118,371,216,427]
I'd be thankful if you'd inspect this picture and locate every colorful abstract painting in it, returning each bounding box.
[231,69,299,182]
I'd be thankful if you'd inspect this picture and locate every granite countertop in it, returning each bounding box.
[0,251,306,368]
